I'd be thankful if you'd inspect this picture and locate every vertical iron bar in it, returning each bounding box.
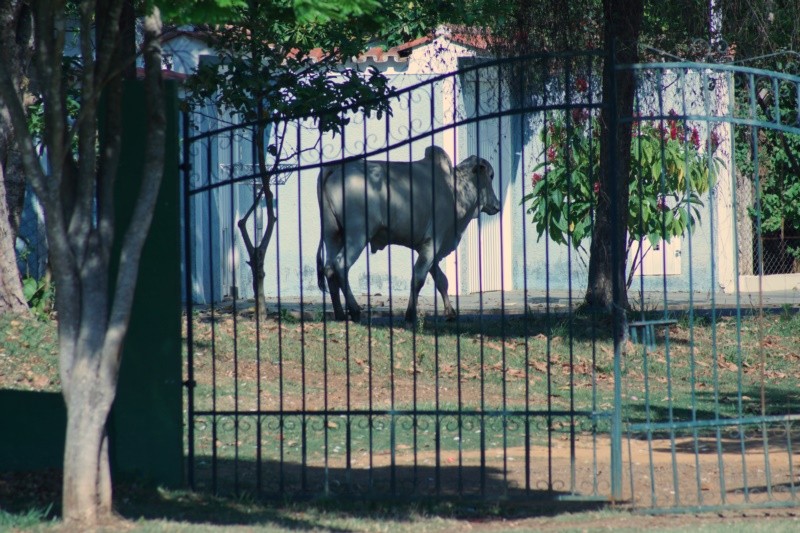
[729,71,748,505]
[453,73,464,497]
[296,121,305,498]
[384,101,397,497]
[275,124,287,496]
[385,105,396,496]
[786,420,796,499]
[587,59,600,498]
[321,125,330,497]
[228,128,240,495]
[655,68,678,507]
[182,111,196,490]
[608,39,624,503]
[497,63,509,498]
[341,116,351,493]
[408,89,418,495]
[703,68,726,506]
[431,83,442,496]
[681,66,702,507]
[474,67,487,497]
[627,78,641,507]
[362,112,374,493]
[565,59,577,495]
[206,137,218,494]
[520,96,531,496]
[543,92,553,494]
[751,76,772,500]
[253,123,263,496]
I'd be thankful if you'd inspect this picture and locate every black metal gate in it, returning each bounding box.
[182,51,800,510]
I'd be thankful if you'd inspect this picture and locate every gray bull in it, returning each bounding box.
[316,146,501,323]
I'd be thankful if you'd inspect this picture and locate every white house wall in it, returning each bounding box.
[457,62,515,294]
[182,33,523,305]
[182,33,733,305]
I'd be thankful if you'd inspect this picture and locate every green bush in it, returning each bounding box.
[523,100,723,284]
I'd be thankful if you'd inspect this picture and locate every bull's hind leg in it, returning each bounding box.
[325,271,347,321]
[323,243,348,320]
[333,236,367,323]
[430,264,456,320]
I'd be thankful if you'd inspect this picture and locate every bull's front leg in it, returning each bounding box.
[405,242,435,325]
[430,264,456,320]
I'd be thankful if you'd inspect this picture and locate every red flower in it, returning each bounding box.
[710,129,721,152]
[531,172,543,187]
[593,181,601,195]
[690,127,700,149]
[657,195,668,211]
[576,77,589,93]
[571,108,589,124]
[547,145,557,162]
[669,122,678,140]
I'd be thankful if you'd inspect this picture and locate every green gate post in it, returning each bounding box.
[606,41,624,502]
[107,79,183,487]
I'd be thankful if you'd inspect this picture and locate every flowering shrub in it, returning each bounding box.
[522,107,723,281]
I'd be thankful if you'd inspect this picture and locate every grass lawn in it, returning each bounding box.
[185,308,800,457]
[3,307,800,529]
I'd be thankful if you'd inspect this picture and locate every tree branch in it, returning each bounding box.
[237,186,264,257]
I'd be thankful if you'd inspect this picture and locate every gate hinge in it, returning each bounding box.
[183,379,197,389]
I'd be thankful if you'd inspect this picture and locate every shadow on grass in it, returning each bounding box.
[206,305,621,343]
[623,384,800,455]
[0,459,609,528]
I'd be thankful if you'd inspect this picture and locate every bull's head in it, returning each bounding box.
[473,158,500,216]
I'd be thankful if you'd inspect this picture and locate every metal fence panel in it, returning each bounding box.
[181,53,800,510]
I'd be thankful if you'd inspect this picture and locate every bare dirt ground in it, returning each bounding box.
[264,433,800,509]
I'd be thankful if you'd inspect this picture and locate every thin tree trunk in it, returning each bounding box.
[0,156,27,313]
[585,0,643,311]
[0,0,33,314]
[238,117,277,318]
[237,186,271,317]
[4,148,26,235]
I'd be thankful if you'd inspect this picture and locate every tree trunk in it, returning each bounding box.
[252,247,267,316]
[0,3,166,526]
[239,116,277,319]
[585,0,643,311]
[61,355,116,526]
[4,146,26,235]
[0,152,27,313]
[0,0,33,315]
[238,202,272,319]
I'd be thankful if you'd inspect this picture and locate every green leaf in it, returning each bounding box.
[294,0,381,24]
[22,278,38,301]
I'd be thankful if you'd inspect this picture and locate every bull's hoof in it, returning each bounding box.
[349,308,362,323]
[444,308,457,321]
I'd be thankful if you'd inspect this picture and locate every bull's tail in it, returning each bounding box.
[316,167,336,293]
[316,239,327,293]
